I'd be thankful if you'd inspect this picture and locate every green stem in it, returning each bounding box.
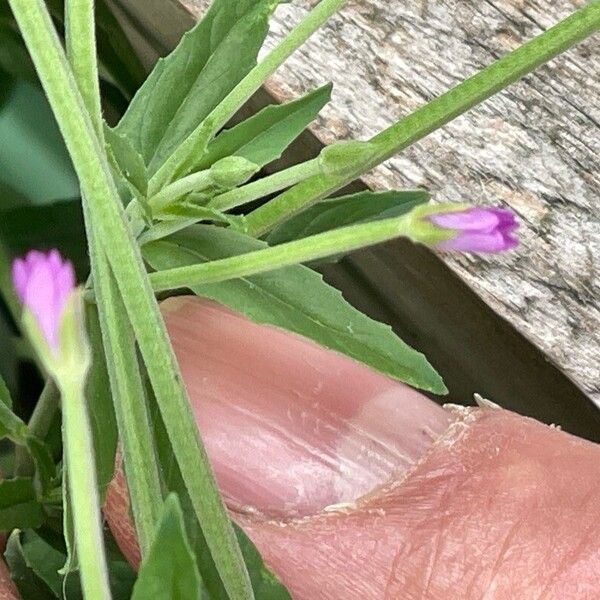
[9,2,252,597]
[244,1,600,235]
[14,379,59,476]
[59,374,111,600]
[149,169,212,213]
[148,213,412,292]
[65,0,163,555]
[64,0,103,135]
[149,0,348,193]
[208,158,321,212]
[87,221,163,557]
[138,218,198,246]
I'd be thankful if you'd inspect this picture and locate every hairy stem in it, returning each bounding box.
[148,214,413,292]
[149,169,213,213]
[60,374,111,600]
[208,158,322,212]
[10,1,253,597]
[244,1,600,235]
[88,222,163,555]
[65,0,163,555]
[64,0,103,136]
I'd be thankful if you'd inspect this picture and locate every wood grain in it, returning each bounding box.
[180,0,600,404]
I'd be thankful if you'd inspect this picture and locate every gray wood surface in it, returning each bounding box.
[179,0,600,404]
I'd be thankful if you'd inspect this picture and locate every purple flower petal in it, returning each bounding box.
[491,208,517,226]
[11,249,76,353]
[438,231,510,253]
[428,208,500,233]
[24,249,46,270]
[11,258,29,301]
[25,260,59,350]
[47,248,63,275]
[427,206,519,253]
[53,262,76,333]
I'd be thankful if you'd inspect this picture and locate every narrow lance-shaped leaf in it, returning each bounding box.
[266,189,430,245]
[114,0,278,172]
[5,529,70,599]
[0,374,57,495]
[195,84,332,172]
[5,528,137,600]
[104,126,148,196]
[147,0,348,193]
[131,494,202,600]
[143,225,446,394]
[5,529,58,600]
[0,478,46,530]
[84,303,119,499]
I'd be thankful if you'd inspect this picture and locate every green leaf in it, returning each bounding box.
[0,478,45,530]
[0,372,13,409]
[114,0,278,173]
[8,529,66,598]
[162,204,238,226]
[196,85,332,171]
[24,435,56,495]
[143,226,446,393]
[5,530,56,600]
[266,189,430,245]
[140,206,241,246]
[131,494,202,600]
[0,77,79,206]
[5,527,137,600]
[235,528,291,600]
[0,376,57,495]
[104,126,148,196]
[84,303,118,498]
[0,398,26,443]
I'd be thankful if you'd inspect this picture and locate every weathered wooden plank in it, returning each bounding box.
[179,0,599,404]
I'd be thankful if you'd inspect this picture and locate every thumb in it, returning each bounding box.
[105,297,600,599]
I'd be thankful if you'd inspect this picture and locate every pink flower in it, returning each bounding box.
[428,207,518,252]
[12,249,76,353]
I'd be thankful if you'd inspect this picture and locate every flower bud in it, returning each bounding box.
[12,249,75,352]
[427,206,518,252]
[12,249,89,376]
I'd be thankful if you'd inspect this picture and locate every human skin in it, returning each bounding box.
[102,297,600,599]
[0,560,18,600]
[0,535,18,600]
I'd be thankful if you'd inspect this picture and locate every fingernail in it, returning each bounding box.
[163,297,451,517]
